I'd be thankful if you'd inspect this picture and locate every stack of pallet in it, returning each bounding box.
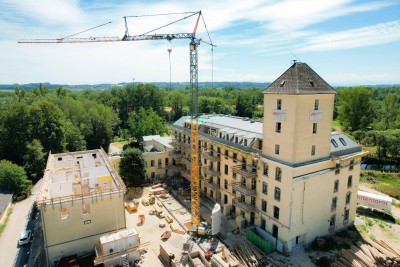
[333,238,400,267]
[231,242,275,267]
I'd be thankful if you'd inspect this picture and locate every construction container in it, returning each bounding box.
[125,202,139,213]
[245,226,273,254]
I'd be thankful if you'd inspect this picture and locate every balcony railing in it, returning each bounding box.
[202,166,220,177]
[204,180,220,191]
[231,165,257,179]
[202,151,219,161]
[232,198,256,212]
[170,150,182,159]
[232,183,256,196]
[181,169,191,181]
[182,157,191,166]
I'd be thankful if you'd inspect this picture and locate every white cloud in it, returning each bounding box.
[300,20,400,51]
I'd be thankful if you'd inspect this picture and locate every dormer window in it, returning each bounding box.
[280,80,286,87]
[244,139,248,146]
[308,78,314,87]
[331,139,338,148]
[339,138,347,146]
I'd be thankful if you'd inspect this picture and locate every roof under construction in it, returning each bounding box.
[37,148,126,207]
[263,61,337,95]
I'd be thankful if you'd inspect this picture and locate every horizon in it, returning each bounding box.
[1,0,400,86]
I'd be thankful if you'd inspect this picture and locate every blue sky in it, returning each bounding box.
[0,0,399,86]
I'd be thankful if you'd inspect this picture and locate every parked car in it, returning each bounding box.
[18,230,32,246]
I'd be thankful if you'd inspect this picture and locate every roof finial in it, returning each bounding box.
[292,59,297,65]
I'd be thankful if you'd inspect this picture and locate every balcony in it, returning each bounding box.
[202,151,219,161]
[170,164,184,172]
[182,156,191,166]
[203,166,220,177]
[232,183,256,196]
[181,169,191,181]
[232,198,256,213]
[232,165,257,179]
[204,180,220,191]
[170,150,182,159]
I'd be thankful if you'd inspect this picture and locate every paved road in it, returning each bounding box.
[0,181,41,267]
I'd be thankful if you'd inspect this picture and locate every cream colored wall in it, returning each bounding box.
[262,94,334,164]
[42,193,125,263]
[144,151,170,179]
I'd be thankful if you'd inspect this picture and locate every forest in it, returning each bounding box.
[0,83,399,195]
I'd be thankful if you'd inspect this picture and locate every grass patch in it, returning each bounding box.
[332,120,342,132]
[360,171,400,199]
[0,207,13,237]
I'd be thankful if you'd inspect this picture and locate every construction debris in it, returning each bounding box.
[232,241,276,267]
[333,238,400,267]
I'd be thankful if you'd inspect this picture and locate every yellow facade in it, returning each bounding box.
[38,149,126,266]
[169,62,366,252]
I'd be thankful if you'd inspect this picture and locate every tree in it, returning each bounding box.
[119,147,146,187]
[337,87,374,131]
[22,140,46,183]
[128,107,167,142]
[169,90,187,120]
[63,120,86,152]
[0,160,32,196]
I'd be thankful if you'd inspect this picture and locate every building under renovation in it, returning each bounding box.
[167,62,368,252]
[37,148,126,266]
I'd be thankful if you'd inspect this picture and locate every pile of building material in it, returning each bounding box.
[333,238,400,267]
[232,242,275,267]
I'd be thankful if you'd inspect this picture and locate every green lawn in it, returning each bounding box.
[360,171,400,200]
[332,120,342,132]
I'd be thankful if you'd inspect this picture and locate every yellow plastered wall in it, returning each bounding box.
[263,94,335,164]
[41,193,125,264]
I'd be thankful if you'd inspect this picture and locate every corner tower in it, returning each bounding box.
[262,61,337,165]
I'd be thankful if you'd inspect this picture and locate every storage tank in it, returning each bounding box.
[211,203,221,235]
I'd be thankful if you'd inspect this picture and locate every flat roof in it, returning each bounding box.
[37,148,126,206]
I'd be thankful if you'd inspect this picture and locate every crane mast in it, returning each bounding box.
[18,11,213,227]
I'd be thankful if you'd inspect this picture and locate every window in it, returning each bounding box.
[330,214,336,226]
[224,179,228,190]
[346,192,351,204]
[314,99,319,110]
[347,175,353,188]
[226,134,229,140]
[311,145,316,156]
[313,123,318,134]
[262,182,268,194]
[251,196,256,206]
[165,158,169,166]
[219,132,222,138]
[82,203,90,215]
[263,163,269,176]
[331,197,337,211]
[241,177,246,187]
[335,163,340,175]
[158,159,162,167]
[275,144,280,155]
[225,150,228,157]
[273,206,280,219]
[331,139,338,148]
[150,160,155,167]
[334,180,339,192]
[260,218,266,230]
[349,159,354,170]
[204,142,207,150]
[235,136,238,143]
[61,207,70,219]
[232,172,237,179]
[244,139,248,146]
[339,138,347,146]
[233,153,237,160]
[280,80,286,87]
[262,200,267,212]
[204,158,207,165]
[277,99,282,110]
[224,165,228,175]
[224,194,228,204]
[274,187,281,201]
[275,167,282,181]
[344,209,349,221]
[276,122,281,133]
[151,172,155,179]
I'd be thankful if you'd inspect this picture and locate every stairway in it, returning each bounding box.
[122,254,129,267]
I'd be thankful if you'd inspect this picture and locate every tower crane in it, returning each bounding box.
[19,11,215,228]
